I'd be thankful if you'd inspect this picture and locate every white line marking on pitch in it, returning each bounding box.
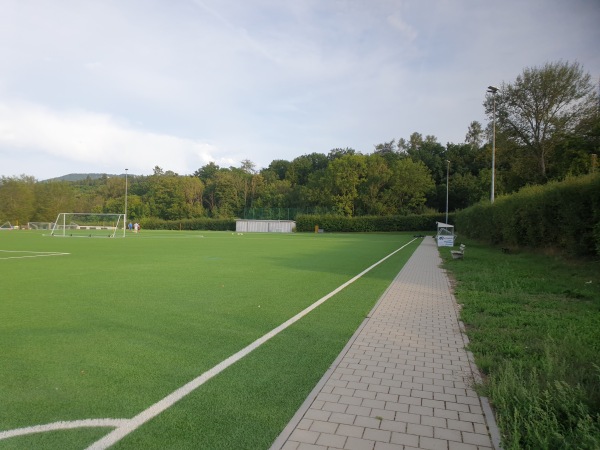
[0,250,70,260]
[0,239,417,448]
[0,420,129,440]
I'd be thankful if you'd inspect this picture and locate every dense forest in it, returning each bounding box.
[1,61,598,225]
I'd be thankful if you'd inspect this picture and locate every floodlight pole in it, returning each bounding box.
[445,160,450,224]
[124,168,128,237]
[487,85,498,203]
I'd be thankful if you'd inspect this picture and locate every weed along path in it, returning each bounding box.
[0,238,418,449]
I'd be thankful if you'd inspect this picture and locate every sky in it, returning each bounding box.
[1,0,599,180]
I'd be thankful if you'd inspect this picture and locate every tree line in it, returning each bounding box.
[1,61,598,226]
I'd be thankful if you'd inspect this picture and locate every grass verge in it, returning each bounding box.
[441,242,600,449]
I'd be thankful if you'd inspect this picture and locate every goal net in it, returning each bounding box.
[28,222,53,230]
[50,213,125,238]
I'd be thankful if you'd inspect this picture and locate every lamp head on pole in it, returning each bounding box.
[487,85,498,94]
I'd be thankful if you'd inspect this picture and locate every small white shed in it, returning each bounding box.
[235,219,295,233]
[436,222,455,247]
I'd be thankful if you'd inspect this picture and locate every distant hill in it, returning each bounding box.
[44,173,128,182]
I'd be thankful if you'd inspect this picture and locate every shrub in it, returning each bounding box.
[140,217,236,231]
[455,174,600,256]
[295,213,451,233]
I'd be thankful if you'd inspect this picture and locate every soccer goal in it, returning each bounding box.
[0,221,13,230]
[28,222,53,230]
[50,213,126,238]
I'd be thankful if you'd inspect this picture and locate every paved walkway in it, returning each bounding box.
[271,237,500,450]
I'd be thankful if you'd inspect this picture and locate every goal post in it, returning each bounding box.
[50,213,126,238]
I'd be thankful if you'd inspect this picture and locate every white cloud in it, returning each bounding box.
[387,14,418,42]
[0,101,222,177]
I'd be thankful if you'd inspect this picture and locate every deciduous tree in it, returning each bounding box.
[0,175,36,224]
[487,61,598,184]
[323,153,367,216]
[388,159,435,214]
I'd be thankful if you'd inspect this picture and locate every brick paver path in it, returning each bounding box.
[271,237,499,450]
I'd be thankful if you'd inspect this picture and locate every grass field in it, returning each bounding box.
[442,241,600,449]
[0,230,419,449]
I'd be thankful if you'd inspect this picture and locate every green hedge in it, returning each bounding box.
[135,214,451,233]
[140,217,236,231]
[295,213,451,233]
[455,174,600,256]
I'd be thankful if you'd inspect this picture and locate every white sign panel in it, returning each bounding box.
[437,235,455,247]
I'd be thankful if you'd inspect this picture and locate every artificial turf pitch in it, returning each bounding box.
[0,230,419,449]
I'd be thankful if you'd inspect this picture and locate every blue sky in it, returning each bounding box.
[1,0,599,180]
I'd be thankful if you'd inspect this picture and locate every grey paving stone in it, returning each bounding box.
[323,410,355,424]
[317,392,341,403]
[370,408,395,421]
[388,386,411,397]
[341,396,365,407]
[347,405,372,417]
[408,404,433,416]
[296,444,327,450]
[311,400,325,410]
[329,379,350,388]
[374,442,404,450]
[362,376,383,385]
[363,427,392,443]
[446,418,474,433]
[288,429,319,444]
[375,392,399,403]
[448,442,478,450]
[384,402,411,413]
[422,399,445,410]
[419,436,450,450]
[354,416,382,429]
[309,420,338,434]
[421,416,446,429]
[379,419,407,433]
[445,402,470,413]
[297,418,313,430]
[305,409,331,421]
[316,432,347,448]
[323,401,349,413]
[355,389,378,399]
[468,404,483,415]
[347,381,369,390]
[458,411,487,424]
[406,423,434,438]
[281,441,300,450]
[345,436,376,450]
[335,423,364,438]
[434,426,462,442]
[462,431,493,447]
[473,422,489,435]
[334,386,358,397]
[390,431,419,447]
